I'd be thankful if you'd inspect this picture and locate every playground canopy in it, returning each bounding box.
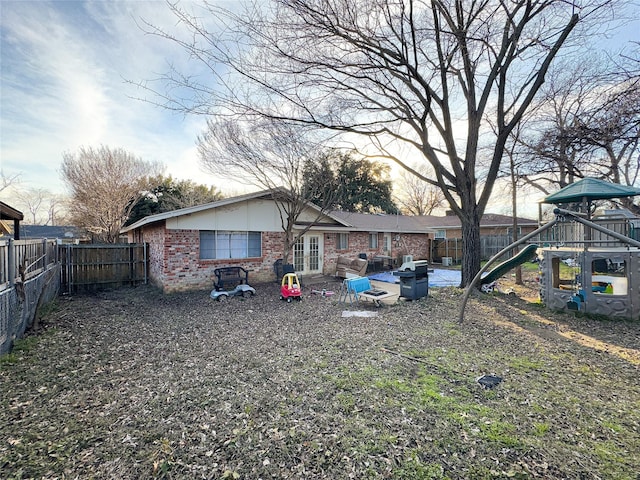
[542,178,640,204]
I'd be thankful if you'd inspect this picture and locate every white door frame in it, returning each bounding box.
[383,233,392,256]
[293,233,324,275]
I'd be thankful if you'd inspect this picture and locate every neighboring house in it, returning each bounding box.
[18,225,89,243]
[418,211,539,239]
[121,189,537,293]
[417,211,539,263]
[0,201,23,239]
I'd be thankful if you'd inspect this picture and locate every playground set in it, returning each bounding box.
[461,178,640,321]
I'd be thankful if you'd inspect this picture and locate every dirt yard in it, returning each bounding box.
[1,274,639,479]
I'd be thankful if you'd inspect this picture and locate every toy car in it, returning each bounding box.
[280,272,302,302]
[210,284,256,301]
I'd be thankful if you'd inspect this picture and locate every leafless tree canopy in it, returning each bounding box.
[143,0,618,285]
[61,146,162,243]
[198,118,338,261]
[508,55,640,213]
[396,167,445,216]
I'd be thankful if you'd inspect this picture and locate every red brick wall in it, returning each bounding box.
[129,223,166,290]
[322,231,430,274]
[397,233,430,262]
[136,224,287,293]
[134,223,432,291]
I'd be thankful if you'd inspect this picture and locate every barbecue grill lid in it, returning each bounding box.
[398,260,429,271]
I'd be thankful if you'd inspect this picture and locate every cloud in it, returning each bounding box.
[0,0,222,199]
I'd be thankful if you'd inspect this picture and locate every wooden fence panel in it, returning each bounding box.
[60,244,147,293]
[0,240,8,291]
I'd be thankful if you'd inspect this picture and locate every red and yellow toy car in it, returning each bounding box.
[280,272,302,302]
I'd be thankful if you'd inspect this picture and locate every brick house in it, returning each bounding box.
[121,190,436,292]
[121,189,536,292]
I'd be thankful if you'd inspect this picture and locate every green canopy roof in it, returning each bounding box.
[543,178,640,204]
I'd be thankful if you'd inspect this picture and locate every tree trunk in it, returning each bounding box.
[511,165,523,285]
[281,230,293,265]
[460,212,481,288]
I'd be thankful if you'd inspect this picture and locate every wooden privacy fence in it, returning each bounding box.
[1,241,147,353]
[59,243,148,293]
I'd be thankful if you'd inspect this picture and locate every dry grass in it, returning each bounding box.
[1,275,639,479]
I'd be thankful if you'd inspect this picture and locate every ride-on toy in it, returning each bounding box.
[210,283,256,301]
[210,266,256,301]
[280,272,302,302]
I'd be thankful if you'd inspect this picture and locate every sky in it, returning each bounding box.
[0,0,225,200]
[1,0,639,217]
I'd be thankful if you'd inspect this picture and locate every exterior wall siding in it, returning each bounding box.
[322,231,430,275]
[136,224,287,293]
[138,223,166,290]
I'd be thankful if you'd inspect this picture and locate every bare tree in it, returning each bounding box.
[198,118,338,262]
[395,166,445,216]
[0,170,20,195]
[141,0,618,285]
[514,57,640,213]
[14,188,48,224]
[45,194,69,226]
[61,146,162,243]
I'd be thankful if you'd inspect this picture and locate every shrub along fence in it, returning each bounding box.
[0,241,148,354]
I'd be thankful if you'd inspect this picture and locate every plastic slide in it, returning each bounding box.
[480,244,539,285]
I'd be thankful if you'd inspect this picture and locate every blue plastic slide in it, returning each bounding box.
[480,244,539,285]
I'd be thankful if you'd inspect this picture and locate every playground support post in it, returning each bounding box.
[458,217,560,323]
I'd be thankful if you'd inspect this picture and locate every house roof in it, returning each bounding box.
[0,201,23,221]
[415,213,538,229]
[543,178,640,204]
[121,189,272,232]
[121,187,538,235]
[120,189,350,233]
[309,211,536,233]
[328,211,434,233]
[19,225,88,240]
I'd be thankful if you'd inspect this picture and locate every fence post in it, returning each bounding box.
[43,238,47,269]
[8,238,15,287]
[67,243,72,294]
[143,242,148,284]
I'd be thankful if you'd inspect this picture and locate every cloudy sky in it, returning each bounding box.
[0,0,230,199]
[1,0,639,210]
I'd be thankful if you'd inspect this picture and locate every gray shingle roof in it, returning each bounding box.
[330,210,537,232]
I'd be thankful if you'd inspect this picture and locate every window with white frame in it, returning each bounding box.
[369,232,378,249]
[200,231,262,259]
[435,229,447,239]
[337,232,349,250]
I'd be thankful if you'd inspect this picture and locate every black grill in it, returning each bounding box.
[393,260,429,300]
